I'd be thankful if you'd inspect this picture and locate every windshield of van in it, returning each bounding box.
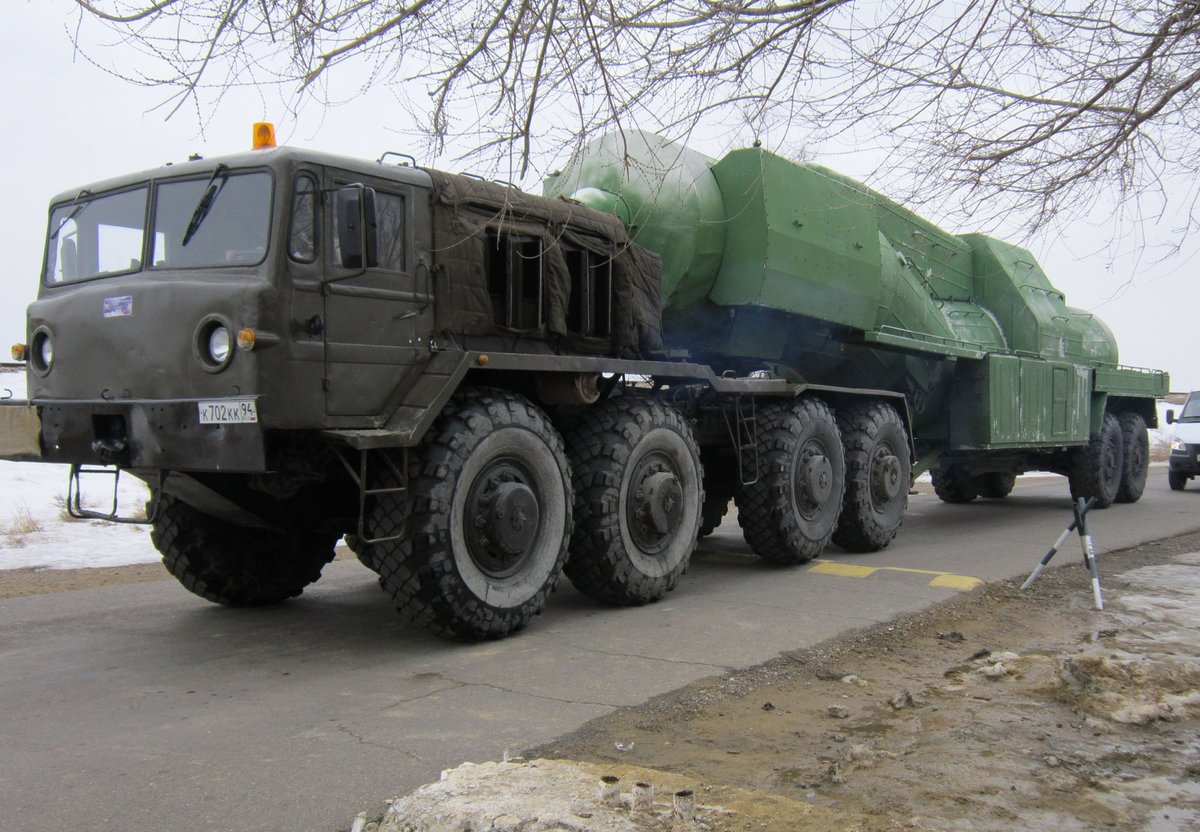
[1180,395,1200,421]
[42,170,273,285]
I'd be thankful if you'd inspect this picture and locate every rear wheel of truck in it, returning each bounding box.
[1114,412,1149,504]
[736,397,844,565]
[1169,471,1187,491]
[371,389,572,640]
[151,494,338,606]
[1069,412,1124,509]
[564,397,702,605]
[978,472,1017,499]
[833,401,910,553]
[931,465,979,504]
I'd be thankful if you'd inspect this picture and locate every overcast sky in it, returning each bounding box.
[4,2,1195,391]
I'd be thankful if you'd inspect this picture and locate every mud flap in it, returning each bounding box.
[0,405,41,460]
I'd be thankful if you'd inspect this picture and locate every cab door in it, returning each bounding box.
[322,169,433,418]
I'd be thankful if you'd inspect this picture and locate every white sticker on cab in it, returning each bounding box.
[103,296,133,318]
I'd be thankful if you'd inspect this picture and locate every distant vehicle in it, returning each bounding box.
[1166,392,1200,490]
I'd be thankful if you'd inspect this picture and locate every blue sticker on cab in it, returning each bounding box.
[103,296,133,318]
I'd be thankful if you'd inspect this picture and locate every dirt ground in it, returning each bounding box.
[511,532,1200,832]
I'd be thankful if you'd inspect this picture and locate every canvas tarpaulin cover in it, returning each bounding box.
[427,170,663,357]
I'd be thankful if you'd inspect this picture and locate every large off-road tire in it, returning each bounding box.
[1114,412,1149,504]
[564,397,702,605]
[151,494,338,606]
[735,397,844,565]
[977,472,1016,499]
[370,389,572,640]
[931,465,979,504]
[699,454,737,538]
[833,401,910,553]
[1069,412,1124,509]
[1169,471,1187,491]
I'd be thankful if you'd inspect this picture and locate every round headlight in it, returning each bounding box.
[207,326,231,364]
[30,330,53,375]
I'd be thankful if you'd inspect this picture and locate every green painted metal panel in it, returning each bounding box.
[708,149,880,329]
[964,234,1118,365]
[706,149,990,351]
[951,355,1089,448]
[1093,366,1170,397]
[1051,365,1071,436]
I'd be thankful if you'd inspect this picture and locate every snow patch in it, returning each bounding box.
[0,460,158,570]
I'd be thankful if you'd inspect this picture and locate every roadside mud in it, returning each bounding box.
[365,532,1200,831]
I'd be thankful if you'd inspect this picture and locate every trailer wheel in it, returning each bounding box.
[978,472,1016,499]
[736,397,844,564]
[564,397,701,605]
[931,466,979,504]
[343,534,380,573]
[699,493,731,538]
[1169,471,1188,491]
[699,457,736,538]
[1114,412,1149,504]
[371,389,572,640]
[151,494,338,606]
[833,402,910,553]
[1069,412,1124,509]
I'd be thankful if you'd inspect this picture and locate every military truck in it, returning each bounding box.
[0,126,1167,640]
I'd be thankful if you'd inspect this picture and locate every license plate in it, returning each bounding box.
[198,399,258,425]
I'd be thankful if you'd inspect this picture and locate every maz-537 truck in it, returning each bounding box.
[0,126,1167,640]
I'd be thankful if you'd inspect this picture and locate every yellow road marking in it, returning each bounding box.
[808,562,879,579]
[929,574,985,591]
[809,559,983,592]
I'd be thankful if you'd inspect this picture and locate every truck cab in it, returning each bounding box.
[29,145,435,475]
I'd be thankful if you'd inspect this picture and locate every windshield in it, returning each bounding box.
[44,187,149,284]
[42,170,273,285]
[152,172,272,268]
[1181,395,1200,421]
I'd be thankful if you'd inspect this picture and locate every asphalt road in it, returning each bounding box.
[2,469,1198,832]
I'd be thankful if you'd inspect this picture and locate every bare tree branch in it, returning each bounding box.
[64,1,1200,242]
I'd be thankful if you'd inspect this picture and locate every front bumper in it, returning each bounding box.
[3,398,266,472]
[1169,445,1200,477]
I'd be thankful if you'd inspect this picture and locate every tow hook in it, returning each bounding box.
[91,437,129,466]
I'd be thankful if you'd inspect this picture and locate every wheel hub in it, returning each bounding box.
[466,463,541,576]
[627,454,684,554]
[871,453,902,502]
[642,471,683,535]
[487,481,540,556]
[800,454,833,504]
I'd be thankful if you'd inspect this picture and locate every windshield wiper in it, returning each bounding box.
[181,164,229,246]
[50,189,93,240]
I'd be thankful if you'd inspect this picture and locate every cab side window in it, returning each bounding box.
[374,191,406,271]
[289,173,318,263]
